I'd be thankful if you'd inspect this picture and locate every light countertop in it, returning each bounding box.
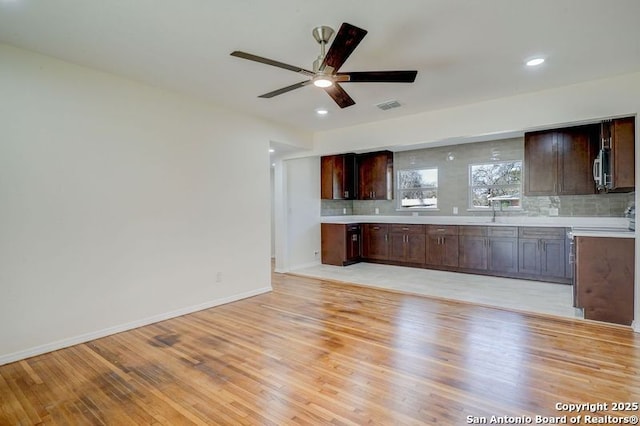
[321,215,635,238]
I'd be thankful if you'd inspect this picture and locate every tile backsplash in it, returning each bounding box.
[322,137,635,217]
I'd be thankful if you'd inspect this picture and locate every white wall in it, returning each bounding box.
[0,44,311,364]
[314,72,640,154]
[273,156,321,272]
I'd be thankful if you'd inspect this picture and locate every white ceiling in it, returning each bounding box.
[1,0,640,134]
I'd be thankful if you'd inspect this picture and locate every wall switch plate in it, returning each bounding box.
[549,207,559,216]
[453,207,459,215]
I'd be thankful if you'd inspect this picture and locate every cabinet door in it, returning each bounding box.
[406,233,426,264]
[557,126,599,195]
[610,117,635,191]
[524,131,557,195]
[459,236,488,270]
[321,154,356,200]
[363,224,389,260]
[388,233,407,262]
[358,151,393,200]
[576,237,634,325]
[321,223,347,266]
[518,238,541,275]
[442,236,459,268]
[540,238,566,279]
[488,237,518,274]
[426,235,444,266]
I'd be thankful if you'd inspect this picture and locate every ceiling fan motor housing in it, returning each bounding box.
[312,26,335,45]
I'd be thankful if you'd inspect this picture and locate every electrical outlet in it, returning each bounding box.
[375,207,380,215]
[453,207,459,215]
[549,207,559,216]
[342,207,347,214]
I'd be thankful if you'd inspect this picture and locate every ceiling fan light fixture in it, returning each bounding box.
[313,76,333,88]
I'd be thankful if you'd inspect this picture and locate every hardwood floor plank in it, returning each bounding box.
[1,271,640,424]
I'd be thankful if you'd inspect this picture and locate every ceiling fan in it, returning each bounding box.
[230,22,418,109]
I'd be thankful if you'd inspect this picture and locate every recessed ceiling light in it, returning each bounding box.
[269,148,275,153]
[316,109,329,115]
[526,57,545,67]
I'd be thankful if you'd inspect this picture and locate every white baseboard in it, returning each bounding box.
[0,286,272,366]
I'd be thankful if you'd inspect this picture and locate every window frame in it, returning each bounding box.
[395,166,439,211]
[468,160,523,211]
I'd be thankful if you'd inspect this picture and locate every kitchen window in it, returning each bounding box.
[397,167,438,210]
[469,161,522,209]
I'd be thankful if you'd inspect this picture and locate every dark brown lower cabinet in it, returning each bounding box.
[518,227,569,283]
[426,225,458,268]
[459,227,488,270]
[388,224,426,264]
[323,222,576,284]
[575,236,635,325]
[459,227,518,274]
[487,227,519,274]
[362,223,389,261]
[321,223,361,266]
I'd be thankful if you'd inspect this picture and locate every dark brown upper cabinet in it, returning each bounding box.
[321,153,357,200]
[357,151,393,200]
[601,117,635,192]
[524,124,599,196]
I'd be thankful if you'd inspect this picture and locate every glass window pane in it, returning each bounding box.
[400,189,438,208]
[398,169,438,189]
[470,162,522,186]
[471,186,521,208]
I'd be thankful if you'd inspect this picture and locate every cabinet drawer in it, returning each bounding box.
[366,224,389,232]
[458,226,487,237]
[390,224,425,234]
[518,227,566,239]
[427,225,459,236]
[488,226,518,238]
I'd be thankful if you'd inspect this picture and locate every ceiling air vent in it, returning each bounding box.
[375,100,402,111]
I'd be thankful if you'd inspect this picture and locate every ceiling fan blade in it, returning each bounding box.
[231,51,314,76]
[258,80,312,98]
[324,83,355,108]
[321,23,367,72]
[337,70,418,83]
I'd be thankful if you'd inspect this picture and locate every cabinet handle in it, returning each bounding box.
[385,234,388,242]
[344,191,349,198]
[352,234,358,242]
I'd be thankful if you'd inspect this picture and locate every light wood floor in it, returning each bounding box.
[2,271,640,425]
